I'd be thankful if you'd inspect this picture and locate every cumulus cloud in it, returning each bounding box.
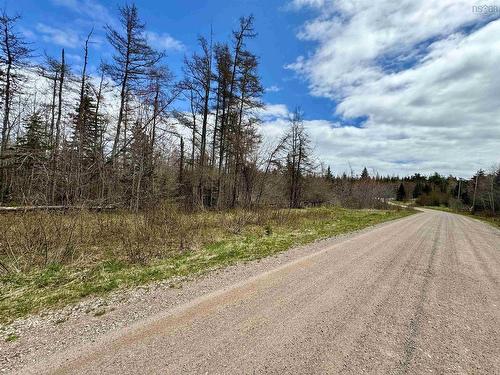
[260,103,488,177]
[51,0,114,24]
[36,23,80,48]
[288,0,326,9]
[144,31,185,52]
[19,27,36,40]
[284,0,500,176]
[266,85,282,93]
[258,104,290,120]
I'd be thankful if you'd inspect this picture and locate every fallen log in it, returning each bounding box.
[0,205,118,213]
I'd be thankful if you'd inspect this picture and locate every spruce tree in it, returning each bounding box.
[72,83,105,166]
[70,83,106,201]
[18,112,49,155]
[361,167,369,179]
[413,181,423,198]
[325,166,334,182]
[396,183,406,201]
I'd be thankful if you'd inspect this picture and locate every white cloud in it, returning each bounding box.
[144,31,185,52]
[51,0,114,25]
[265,85,282,93]
[36,23,80,48]
[66,53,82,62]
[258,104,290,120]
[288,0,326,9]
[19,27,36,40]
[260,105,486,177]
[285,0,500,176]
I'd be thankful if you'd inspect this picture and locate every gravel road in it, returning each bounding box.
[12,209,500,374]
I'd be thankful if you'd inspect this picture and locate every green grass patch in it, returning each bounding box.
[5,333,18,342]
[424,206,500,228]
[0,207,413,324]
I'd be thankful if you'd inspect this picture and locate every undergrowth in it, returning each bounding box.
[0,206,413,324]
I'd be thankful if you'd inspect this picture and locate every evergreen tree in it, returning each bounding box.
[70,83,106,201]
[361,167,369,179]
[12,112,50,201]
[18,112,49,154]
[72,83,105,166]
[325,165,334,182]
[413,181,423,198]
[396,183,406,201]
[15,111,50,182]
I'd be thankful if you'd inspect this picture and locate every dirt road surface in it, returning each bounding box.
[15,209,500,374]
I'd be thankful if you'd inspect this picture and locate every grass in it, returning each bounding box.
[423,206,500,228]
[0,206,414,324]
[5,333,18,342]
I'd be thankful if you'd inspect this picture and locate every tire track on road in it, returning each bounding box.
[397,218,442,374]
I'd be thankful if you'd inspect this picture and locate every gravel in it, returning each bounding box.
[4,209,500,374]
[1,213,393,373]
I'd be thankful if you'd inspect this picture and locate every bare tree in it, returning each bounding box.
[282,108,312,208]
[37,55,60,147]
[180,36,213,206]
[213,43,232,202]
[49,48,69,203]
[104,3,162,162]
[229,49,263,207]
[0,10,31,201]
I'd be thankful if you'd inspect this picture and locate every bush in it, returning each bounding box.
[416,191,449,207]
[0,205,299,273]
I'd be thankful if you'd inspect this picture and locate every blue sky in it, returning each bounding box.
[4,0,500,176]
[8,0,336,120]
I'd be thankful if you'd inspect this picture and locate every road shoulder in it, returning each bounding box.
[0,212,420,373]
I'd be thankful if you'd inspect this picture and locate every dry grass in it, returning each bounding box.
[0,205,414,323]
[424,206,500,228]
[0,205,298,272]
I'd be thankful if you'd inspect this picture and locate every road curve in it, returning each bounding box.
[18,209,500,374]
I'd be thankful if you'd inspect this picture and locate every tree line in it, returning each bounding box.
[394,170,500,215]
[0,5,313,210]
[0,4,497,214]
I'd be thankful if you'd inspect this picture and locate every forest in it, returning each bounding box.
[0,4,320,211]
[0,4,498,214]
[396,170,500,215]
